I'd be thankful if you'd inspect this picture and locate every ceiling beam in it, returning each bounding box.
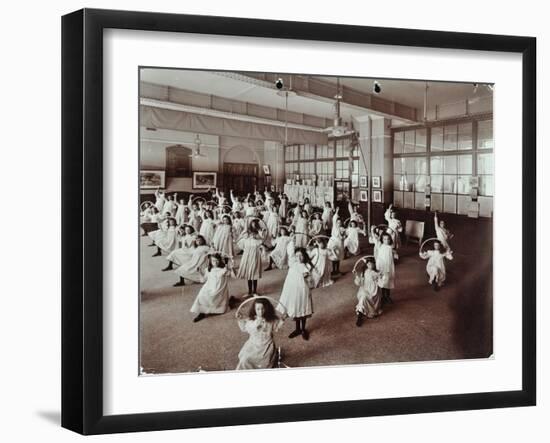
[224,72,419,123]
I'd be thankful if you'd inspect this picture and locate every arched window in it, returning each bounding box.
[165,145,192,177]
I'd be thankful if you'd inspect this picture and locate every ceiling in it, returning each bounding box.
[140,68,493,126]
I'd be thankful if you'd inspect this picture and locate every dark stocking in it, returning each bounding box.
[247,280,253,295]
[252,280,258,294]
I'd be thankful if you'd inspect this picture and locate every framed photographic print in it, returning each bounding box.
[360,176,368,188]
[139,170,165,189]
[192,171,217,189]
[62,8,536,436]
[263,164,271,175]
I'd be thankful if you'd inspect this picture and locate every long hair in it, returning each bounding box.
[294,247,313,271]
[248,297,277,322]
[194,235,206,247]
[207,253,226,271]
[381,232,393,245]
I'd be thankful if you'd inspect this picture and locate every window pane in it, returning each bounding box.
[444,125,458,151]
[431,175,443,193]
[479,175,494,196]
[444,156,457,174]
[477,153,494,175]
[415,129,427,152]
[431,127,443,152]
[415,157,427,175]
[444,175,457,193]
[394,132,404,154]
[394,175,402,190]
[300,144,306,159]
[458,122,473,150]
[395,174,413,191]
[415,175,427,192]
[458,154,473,174]
[327,143,334,158]
[478,120,494,149]
[404,157,415,174]
[394,158,403,174]
[404,130,415,153]
[431,156,443,174]
[457,175,472,194]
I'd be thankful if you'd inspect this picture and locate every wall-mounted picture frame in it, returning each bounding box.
[372,176,382,188]
[263,164,271,175]
[360,176,368,188]
[62,7,536,436]
[192,171,217,189]
[360,190,368,202]
[139,170,165,189]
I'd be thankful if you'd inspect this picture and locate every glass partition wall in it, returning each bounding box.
[393,116,493,217]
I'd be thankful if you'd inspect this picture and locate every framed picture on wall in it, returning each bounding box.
[360,175,367,187]
[192,171,217,189]
[263,164,271,175]
[139,170,165,189]
[62,7,535,436]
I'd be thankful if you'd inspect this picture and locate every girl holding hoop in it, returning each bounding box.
[265,226,293,271]
[322,201,334,233]
[344,219,367,256]
[353,257,383,326]
[279,244,314,340]
[236,297,285,370]
[190,253,232,322]
[236,219,266,297]
[199,209,216,246]
[173,235,211,287]
[309,236,336,288]
[419,239,453,291]
[375,232,396,305]
[309,212,323,237]
[384,204,403,251]
[434,211,454,251]
[212,214,234,258]
[293,209,309,248]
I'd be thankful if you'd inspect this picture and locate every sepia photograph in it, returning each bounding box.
[139,68,494,375]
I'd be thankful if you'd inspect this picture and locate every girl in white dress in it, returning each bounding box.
[278,244,314,340]
[348,201,363,223]
[162,194,177,216]
[419,240,453,291]
[173,235,211,287]
[434,211,454,251]
[232,212,246,254]
[303,198,312,216]
[310,237,336,288]
[309,213,323,237]
[236,221,266,297]
[190,253,231,322]
[322,202,334,233]
[173,193,187,226]
[212,214,234,258]
[353,258,382,326]
[328,225,346,275]
[384,204,403,252]
[293,209,309,248]
[376,232,396,305]
[266,206,280,244]
[236,298,284,370]
[154,188,165,212]
[344,220,366,256]
[149,217,178,257]
[278,194,288,219]
[199,210,216,246]
[265,226,293,271]
[230,189,244,214]
[162,225,197,271]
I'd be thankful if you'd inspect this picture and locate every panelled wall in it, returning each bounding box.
[392,115,494,217]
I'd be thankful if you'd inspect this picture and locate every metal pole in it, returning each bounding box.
[367,116,373,232]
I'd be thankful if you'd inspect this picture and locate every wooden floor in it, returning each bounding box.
[139,228,493,374]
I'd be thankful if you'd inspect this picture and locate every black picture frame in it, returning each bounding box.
[62,8,536,435]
